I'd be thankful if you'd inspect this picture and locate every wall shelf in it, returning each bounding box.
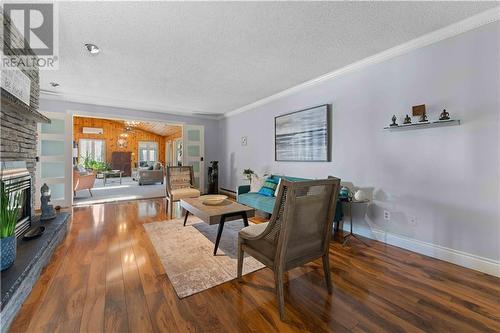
[384,119,460,131]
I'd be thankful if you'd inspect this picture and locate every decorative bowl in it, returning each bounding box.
[200,195,228,206]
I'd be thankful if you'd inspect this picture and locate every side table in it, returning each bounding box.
[342,198,370,246]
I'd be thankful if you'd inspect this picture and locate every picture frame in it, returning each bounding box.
[274,104,331,162]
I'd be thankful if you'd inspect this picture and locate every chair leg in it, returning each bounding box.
[170,200,174,219]
[88,189,93,197]
[237,240,244,280]
[322,253,333,294]
[274,268,286,320]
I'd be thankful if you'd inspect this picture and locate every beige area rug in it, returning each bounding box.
[144,216,265,298]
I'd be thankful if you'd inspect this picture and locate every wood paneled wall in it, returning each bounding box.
[74,117,172,167]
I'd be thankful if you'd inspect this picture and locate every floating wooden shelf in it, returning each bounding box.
[384,119,461,131]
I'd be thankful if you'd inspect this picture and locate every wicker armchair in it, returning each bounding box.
[166,166,200,218]
[237,178,340,320]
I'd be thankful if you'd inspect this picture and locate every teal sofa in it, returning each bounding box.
[237,175,307,214]
[237,175,343,221]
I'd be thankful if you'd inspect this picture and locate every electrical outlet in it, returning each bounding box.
[409,215,417,226]
[384,210,391,221]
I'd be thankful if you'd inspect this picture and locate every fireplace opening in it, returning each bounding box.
[0,161,32,238]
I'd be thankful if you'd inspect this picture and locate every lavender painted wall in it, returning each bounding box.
[219,22,500,262]
[38,98,222,190]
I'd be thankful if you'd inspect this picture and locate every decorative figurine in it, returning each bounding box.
[390,115,398,127]
[419,113,428,123]
[40,183,57,221]
[439,109,450,121]
[403,115,412,124]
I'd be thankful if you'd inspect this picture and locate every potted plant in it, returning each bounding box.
[242,168,254,182]
[1,183,22,271]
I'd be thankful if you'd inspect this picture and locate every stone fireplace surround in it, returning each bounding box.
[1,10,70,331]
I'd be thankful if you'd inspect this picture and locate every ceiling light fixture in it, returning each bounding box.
[85,43,100,55]
[49,82,59,87]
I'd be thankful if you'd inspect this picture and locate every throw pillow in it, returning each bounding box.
[258,177,279,197]
[250,174,265,193]
[274,177,282,196]
[148,165,154,170]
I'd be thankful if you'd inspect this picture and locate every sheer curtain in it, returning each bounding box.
[138,141,158,165]
[79,139,105,161]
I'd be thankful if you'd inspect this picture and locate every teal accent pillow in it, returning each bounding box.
[258,177,279,197]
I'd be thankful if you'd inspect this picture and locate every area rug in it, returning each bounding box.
[144,216,265,298]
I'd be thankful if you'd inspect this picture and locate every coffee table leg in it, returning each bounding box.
[183,210,190,226]
[214,215,226,255]
[242,212,249,227]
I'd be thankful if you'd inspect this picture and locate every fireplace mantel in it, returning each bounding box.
[1,91,50,124]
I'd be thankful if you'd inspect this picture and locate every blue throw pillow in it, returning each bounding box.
[258,177,279,197]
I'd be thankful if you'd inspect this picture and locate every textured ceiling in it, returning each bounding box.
[40,2,497,115]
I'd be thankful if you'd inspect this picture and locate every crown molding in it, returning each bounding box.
[39,90,221,120]
[224,6,500,118]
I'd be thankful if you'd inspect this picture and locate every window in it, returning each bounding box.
[138,141,158,164]
[79,139,105,162]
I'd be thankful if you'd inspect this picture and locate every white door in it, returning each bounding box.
[182,125,204,192]
[165,141,172,166]
[36,112,72,208]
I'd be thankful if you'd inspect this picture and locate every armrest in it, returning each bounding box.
[237,185,250,196]
[79,173,96,180]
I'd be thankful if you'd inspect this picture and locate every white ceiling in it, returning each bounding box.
[41,1,497,116]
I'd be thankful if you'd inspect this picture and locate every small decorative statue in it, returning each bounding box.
[419,113,428,123]
[40,183,57,221]
[390,115,398,127]
[439,109,450,121]
[403,115,412,124]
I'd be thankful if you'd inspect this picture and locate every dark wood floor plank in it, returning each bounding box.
[9,198,500,333]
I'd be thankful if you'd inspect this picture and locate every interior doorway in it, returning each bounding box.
[70,115,186,206]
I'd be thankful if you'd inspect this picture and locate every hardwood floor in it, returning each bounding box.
[10,198,500,333]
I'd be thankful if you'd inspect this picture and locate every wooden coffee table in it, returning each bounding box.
[180,197,255,255]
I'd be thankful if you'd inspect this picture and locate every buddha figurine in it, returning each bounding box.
[403,115,412,124]
[439,109,450,121]
[390,115,398,127]
[40,183,57,221]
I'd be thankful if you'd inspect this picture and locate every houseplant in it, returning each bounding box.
[1,182,22,271]
[243,168,254,181]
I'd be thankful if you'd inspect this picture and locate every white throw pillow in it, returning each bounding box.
[250,174,265,193]
[274,177,282,196]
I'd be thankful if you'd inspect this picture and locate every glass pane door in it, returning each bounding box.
[36,112,72,208]
[182,125,204,192]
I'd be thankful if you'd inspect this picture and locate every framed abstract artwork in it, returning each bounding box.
[275,104,331,162]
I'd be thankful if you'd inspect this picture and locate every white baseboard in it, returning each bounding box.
[340,224,500,278]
